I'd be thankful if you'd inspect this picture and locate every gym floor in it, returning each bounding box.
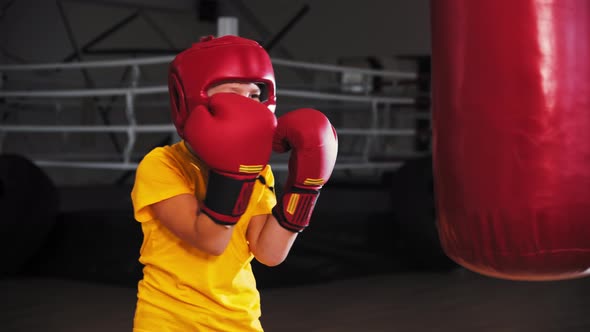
[2,269,589,332]
[2,184,589,332]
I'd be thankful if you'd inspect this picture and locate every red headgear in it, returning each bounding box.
[168,35,276,139]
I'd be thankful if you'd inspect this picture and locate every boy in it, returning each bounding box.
[131,35,338,331]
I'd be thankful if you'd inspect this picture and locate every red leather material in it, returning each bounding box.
[273,109,338,191]
[272,108,338,232]
[184,93,277,225]
[168,35,276,139]
[431,0,590,280]
[184,93,276,174]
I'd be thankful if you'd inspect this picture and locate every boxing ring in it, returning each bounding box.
[0,55,424,177]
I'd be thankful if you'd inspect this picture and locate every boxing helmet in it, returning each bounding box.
[168,35,276,139]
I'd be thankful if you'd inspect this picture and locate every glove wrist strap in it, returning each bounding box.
[202,170,257,226]
[272,187,320,233]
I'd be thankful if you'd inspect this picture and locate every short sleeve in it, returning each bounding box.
[131,149,193,222]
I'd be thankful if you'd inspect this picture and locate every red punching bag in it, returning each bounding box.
[431,0,590,281]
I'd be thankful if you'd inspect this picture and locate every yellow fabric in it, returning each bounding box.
[131,141,276,332]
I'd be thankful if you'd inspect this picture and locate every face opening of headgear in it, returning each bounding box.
[167,35,276,139]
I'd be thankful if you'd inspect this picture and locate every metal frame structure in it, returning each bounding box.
[0,55,427,174]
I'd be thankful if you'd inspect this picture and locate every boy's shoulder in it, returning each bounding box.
[137,142,188,170]
[140,142,185,161]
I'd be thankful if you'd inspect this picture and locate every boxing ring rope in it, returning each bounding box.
[0,56,425,173]
[0,56,418,78]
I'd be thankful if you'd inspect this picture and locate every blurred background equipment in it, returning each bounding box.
[0,154,59,277]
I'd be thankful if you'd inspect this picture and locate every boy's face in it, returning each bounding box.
[206,81,262,102]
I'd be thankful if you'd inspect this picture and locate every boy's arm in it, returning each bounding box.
[248,108,338,266]
[247,214,298,266]
[151,193,234,256]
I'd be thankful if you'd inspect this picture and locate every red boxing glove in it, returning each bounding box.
[184,92,277,225]
[272,109,338,232]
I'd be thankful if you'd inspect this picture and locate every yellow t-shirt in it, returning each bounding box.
[130,141,276,332]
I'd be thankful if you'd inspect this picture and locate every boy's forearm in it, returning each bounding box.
[191,211,235,255]
[251,214,298,267]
